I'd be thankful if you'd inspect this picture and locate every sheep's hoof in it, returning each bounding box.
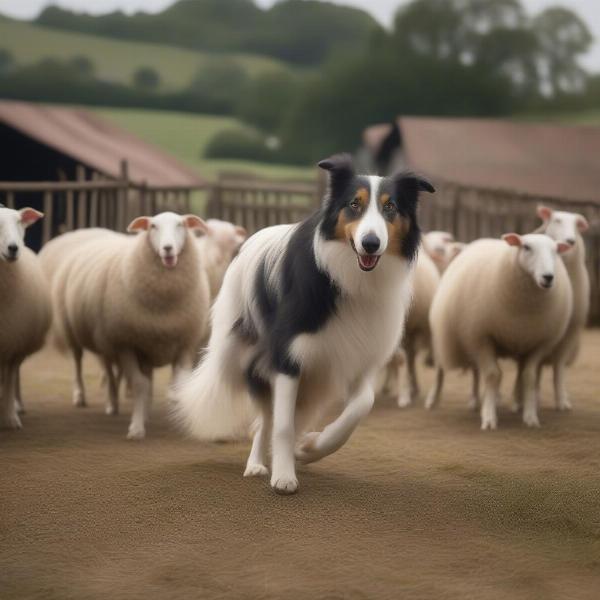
[523,413,541,428]
[467,396,480,411]
[397,393,414,408]
[126,426,146,440]
[1,412,22,430]
[510,401,521,414]
[243,463,269,477]
[72,391,86,408]
[271,476,298,495]
[424,392,438,410]
[480,409,497,430]
[556,398,572,411]
[105,404,119,416]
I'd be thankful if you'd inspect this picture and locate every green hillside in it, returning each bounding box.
[0,19,289,91]
[92,107,315,181]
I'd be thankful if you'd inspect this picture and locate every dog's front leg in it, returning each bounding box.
[296,375,375,465]
[270,374,299,494]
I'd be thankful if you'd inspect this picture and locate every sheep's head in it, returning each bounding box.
[208,219,247,259]
[0,207,43,262]
[422,231,462,271]
[537,205,589,251]
[127,211,209,268]
[502,232,570,289]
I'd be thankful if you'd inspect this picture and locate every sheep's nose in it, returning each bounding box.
[163,244,174,254]
[566,238,575,246]
[361,233,380,255]
[542,274,554,285]
[7,243,18,259]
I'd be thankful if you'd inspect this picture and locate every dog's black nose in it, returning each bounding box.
[361,234,380,255]
[7,243,18,258]
[542,274,554,285]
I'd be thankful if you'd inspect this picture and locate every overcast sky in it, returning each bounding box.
[1,0,598,69]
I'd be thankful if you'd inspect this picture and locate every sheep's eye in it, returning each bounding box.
[554,218,562,224]
[150,224,157,230]
[350,199,361,211]
[523,244,531,251]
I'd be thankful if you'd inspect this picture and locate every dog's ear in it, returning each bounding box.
[393,172,435,201]
[318,153,355,199]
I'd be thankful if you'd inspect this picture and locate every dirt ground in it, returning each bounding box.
[2,332,600,600]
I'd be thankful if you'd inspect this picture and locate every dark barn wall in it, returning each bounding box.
[0,123,85,250]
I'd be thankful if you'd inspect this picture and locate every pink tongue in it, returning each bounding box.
[162,255,177,268]
[359,255,378,269]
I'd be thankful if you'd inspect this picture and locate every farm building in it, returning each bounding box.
[0,100,206,249]
[363,117,600,322]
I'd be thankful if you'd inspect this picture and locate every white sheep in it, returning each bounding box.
[531,205,590,410]
[50,212,210,439]
[426,233,572,430]
[0,206,50,429]
[422,230,465,272]
[39,228,124,412]
[381,249,440,407]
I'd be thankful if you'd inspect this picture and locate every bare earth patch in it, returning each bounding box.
[2,332,600,600]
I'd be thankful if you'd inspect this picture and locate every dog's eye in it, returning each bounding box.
[383,201,396,214]
[350,199,361,211]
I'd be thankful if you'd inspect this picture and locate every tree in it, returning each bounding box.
[132,66,161,91]
[69,55,95,78]
[534,7,593,95]
[0,48,15,74]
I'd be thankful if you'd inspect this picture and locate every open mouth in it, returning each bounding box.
[2,253,17,262]
[357,254,380,271]
[161,255,178,268]
[540,281,553,289]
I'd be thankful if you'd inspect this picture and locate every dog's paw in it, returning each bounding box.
[244,463,269,477]
[295,432,322,464]
[270,476,298,495]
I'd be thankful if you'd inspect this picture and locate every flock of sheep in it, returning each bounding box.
[0,201,590,436]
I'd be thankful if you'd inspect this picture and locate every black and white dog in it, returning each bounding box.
[175,154,434,493]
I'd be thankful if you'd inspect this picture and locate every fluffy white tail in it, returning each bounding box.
[171,338,256,441]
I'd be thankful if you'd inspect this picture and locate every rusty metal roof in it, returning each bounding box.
[366,117,600,204]
[0,100,206,187]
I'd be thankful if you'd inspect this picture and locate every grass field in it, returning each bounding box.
[2,332,600,599]
[520,109,600,126]
[92,107,315,181]
[0,19,289,90]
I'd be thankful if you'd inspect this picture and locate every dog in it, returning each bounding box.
[174,154,434,494]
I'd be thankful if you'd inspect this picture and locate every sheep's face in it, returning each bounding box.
[422,231,464,271]
[502,233,570,289]
[127,212,208,268]
[206,219,247,259]
[0,207,43,262]
[537,205,589,251]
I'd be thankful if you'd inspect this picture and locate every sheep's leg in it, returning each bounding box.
[120,353,151,440]
[71,347,86,408]
[296,375,375,465]
[478,347,502,431]
[511,362,524,413]
[0,362,21,430]
[398,339,419,408]
[425,367,444,409]
[553,361,571,411]
[101,357,119,416]
[15,370,24,415]
[244,402,272,477]
[468,367,481,411]
[522,357,542,428]
[270,374,299,494]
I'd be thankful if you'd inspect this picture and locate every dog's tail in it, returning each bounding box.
[171,336,255,441]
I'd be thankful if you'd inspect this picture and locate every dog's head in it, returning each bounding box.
[318,154,434,272]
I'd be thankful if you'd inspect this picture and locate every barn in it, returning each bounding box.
[0,100,206,249]
[362,117,600,323]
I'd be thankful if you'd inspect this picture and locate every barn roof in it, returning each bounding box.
[365,117,600,204]
[0,100,206,188]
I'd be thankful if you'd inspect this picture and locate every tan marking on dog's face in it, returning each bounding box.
[379,192,391,208]
[334,187,369,242]
[385,214,410,256]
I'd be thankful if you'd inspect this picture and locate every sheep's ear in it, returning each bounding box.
[127,216,151,232]
[19,207,43,227]
[537,205,552,222]
[235,225,247,239]
[184,214,209,234]
[557,242,571,254]
[502,233,522,247]
[576,214,589,232]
